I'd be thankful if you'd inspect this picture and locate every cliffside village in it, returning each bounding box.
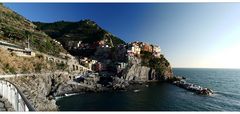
[0,39,161,75]
[64,40,162,74]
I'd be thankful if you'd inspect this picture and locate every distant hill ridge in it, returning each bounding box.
[33,19,126,49]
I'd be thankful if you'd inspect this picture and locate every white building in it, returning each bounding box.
[79,57,98,70]
[127,43,141,56]
[153,45,161,58]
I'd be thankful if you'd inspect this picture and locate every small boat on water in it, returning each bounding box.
[64,93,78,97]
[134,90,140,93]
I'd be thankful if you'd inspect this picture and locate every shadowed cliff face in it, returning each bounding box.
[123,54,173,82]
[125,64,173,82]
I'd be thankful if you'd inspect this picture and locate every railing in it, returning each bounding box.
[0,79,35,111]
[0,72,69,78]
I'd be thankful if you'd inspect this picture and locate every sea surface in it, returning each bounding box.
[56,68,240,111]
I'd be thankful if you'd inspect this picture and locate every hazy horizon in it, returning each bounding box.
[173,67,240,69]
[4,3,240,69]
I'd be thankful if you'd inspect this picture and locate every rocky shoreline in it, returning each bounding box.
[53,72,214,101]
[54,75,149,97]
[54,81,148,99]
[54,76,214,101]
[6,72,214,111]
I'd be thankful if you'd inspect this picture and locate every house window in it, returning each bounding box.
[73,65,75,70]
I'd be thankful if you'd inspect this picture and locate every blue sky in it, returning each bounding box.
[4,3,240,68]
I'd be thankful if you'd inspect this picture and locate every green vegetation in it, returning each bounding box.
[140,51,170,77]
[149,56,169,76]
[140,51,153,66]
[34,19,126,46]
[111,36,126,46]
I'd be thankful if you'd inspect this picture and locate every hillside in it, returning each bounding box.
[34,20,126,56]
[0,48,65,74]
[34,20,125,45]
[0,5,67,55]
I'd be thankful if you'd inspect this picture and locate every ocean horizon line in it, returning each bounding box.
[173,67,240,69]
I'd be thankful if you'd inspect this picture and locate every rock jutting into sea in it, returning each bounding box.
[169,76,213,95]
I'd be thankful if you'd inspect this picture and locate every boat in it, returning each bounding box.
[64,93,78,97]
[134,90,140,93]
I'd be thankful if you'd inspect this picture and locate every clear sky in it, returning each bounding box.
[4,3,240,68]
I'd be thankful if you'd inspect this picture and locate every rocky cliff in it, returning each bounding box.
[123,55,173,82]
[124,64,151,81]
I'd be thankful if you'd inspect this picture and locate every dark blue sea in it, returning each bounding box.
[56,68,240,111]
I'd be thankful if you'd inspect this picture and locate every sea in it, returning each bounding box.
[56,68,240,111]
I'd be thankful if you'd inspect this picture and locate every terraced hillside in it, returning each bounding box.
[0,4,67,55]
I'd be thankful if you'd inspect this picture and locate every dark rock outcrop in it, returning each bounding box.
[171,76,213,95]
